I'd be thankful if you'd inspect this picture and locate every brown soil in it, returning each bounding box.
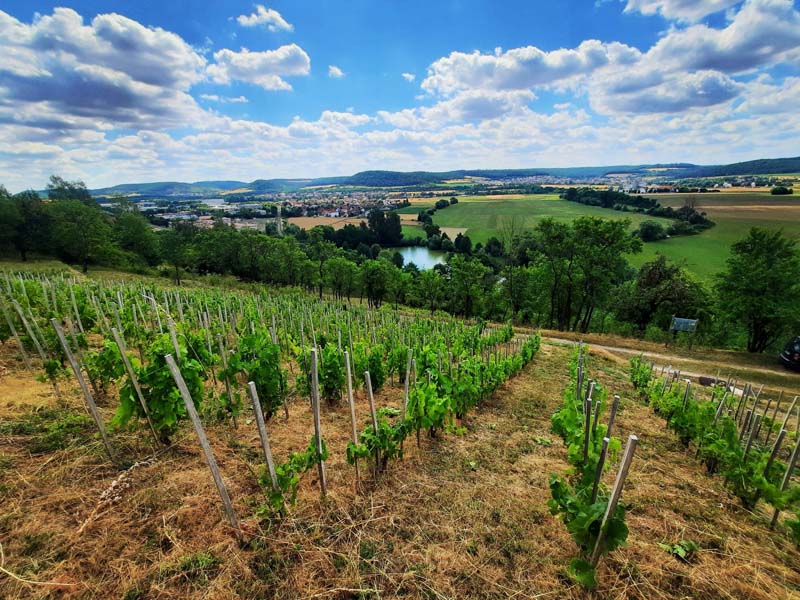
[1,341,799,599]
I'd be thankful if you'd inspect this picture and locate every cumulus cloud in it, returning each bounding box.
[592,70,741,113]
[0,8,205,131]
[421,40,640,95]
[1,2,800,192]
[328,65,345,78]
[236,5,293,31]
[645,0,800,73]
[380,90,535,129]
[735,76,800,114]
[418,0,800,115]
[623,0,741,21]
[207,44,310,90]
[401,72,416,82]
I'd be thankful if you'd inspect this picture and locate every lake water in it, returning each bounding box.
[397,246,446,270]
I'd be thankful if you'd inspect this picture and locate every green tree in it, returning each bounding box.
[386,266,411,309]
[367,209,402,246]
[570,217,641,332]
[716,228,800,352]
[448,255,488,317]
[159,222,196,284]
[47,200,112,272]
[533,217,640,331]
[323,256,358,301]
[46,175,94,205]
[114,211,160,266]
[360,259,390,308]
[0,187,21,253]
[194,223,241,275]
[308,231,337,299]
[617,256,710,333]
[416,269,444,314]
[454,233,472,254]
[8,190,49,261]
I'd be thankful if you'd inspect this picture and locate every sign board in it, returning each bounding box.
[670,317,698,333]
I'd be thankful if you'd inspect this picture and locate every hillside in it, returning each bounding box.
[85,157,799,197]
[53,158,796,201]
[0,266,798,600]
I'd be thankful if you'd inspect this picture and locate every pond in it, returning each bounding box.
[396,246,446,270]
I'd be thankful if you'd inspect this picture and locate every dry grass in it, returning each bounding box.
[1,340,799,599]
[287,217,366,231]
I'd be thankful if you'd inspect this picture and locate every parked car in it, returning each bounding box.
[779,336,800,370]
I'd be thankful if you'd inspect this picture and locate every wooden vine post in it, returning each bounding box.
[344,351,360,491]
[51,319,116,463]
[310,348,328,497]
[247,382,279,496]
[364,370,380,476]
[769,433,800,529]
[164,354,242,541]
[590,434,638,567]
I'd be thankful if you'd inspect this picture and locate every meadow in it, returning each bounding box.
[399,192,800,279]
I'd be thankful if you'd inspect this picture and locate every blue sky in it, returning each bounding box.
[0,0,798,189]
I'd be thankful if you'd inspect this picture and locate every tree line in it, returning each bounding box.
[1,177,798,353]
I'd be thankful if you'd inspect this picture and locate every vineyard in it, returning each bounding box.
[0,270,799,598]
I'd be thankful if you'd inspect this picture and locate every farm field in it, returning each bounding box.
[399,193,800,279]
[397,194,674,245]
[1,271,799,599]
[288,216,366,230]
[637,193,800,277]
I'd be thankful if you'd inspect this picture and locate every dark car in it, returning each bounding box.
[779,337,800,370]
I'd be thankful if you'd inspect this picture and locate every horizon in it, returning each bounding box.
[1,0,799,191]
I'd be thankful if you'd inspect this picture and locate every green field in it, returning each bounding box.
[399,193,800,279]
[638,193,800,276]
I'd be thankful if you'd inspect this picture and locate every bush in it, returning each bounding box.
[771,186,793,195]
[638,220,667,242]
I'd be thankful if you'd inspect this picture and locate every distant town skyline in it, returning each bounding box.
[1,0,799,191]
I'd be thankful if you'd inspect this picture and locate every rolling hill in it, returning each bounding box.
[88,156,800,197]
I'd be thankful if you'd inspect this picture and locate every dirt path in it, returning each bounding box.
[542,336,800,391]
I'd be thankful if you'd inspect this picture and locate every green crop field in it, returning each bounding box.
[398,194,674,242]
[637,193,800,277]
[398,193,800,279]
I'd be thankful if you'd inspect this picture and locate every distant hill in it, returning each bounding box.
[93,180,246,197]
[675,157,800,178]
[88,156,799,197]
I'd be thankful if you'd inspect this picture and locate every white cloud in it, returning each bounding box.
[236,5,293,32]
[199,94,249,103]
[0,8,206,131]
[207,44,310,90]
[591,70,741,113]
[401,72,416,82]
[328,65,345,78]
[421,40,640,95]
[1,2,800,192]
[646,0,800,73]
[623,0,741,21]
[735,76,800,114]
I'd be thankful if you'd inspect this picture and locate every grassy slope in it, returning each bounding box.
[399,195,673,244]
[399,193,800,279]
[1,339,799,599]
